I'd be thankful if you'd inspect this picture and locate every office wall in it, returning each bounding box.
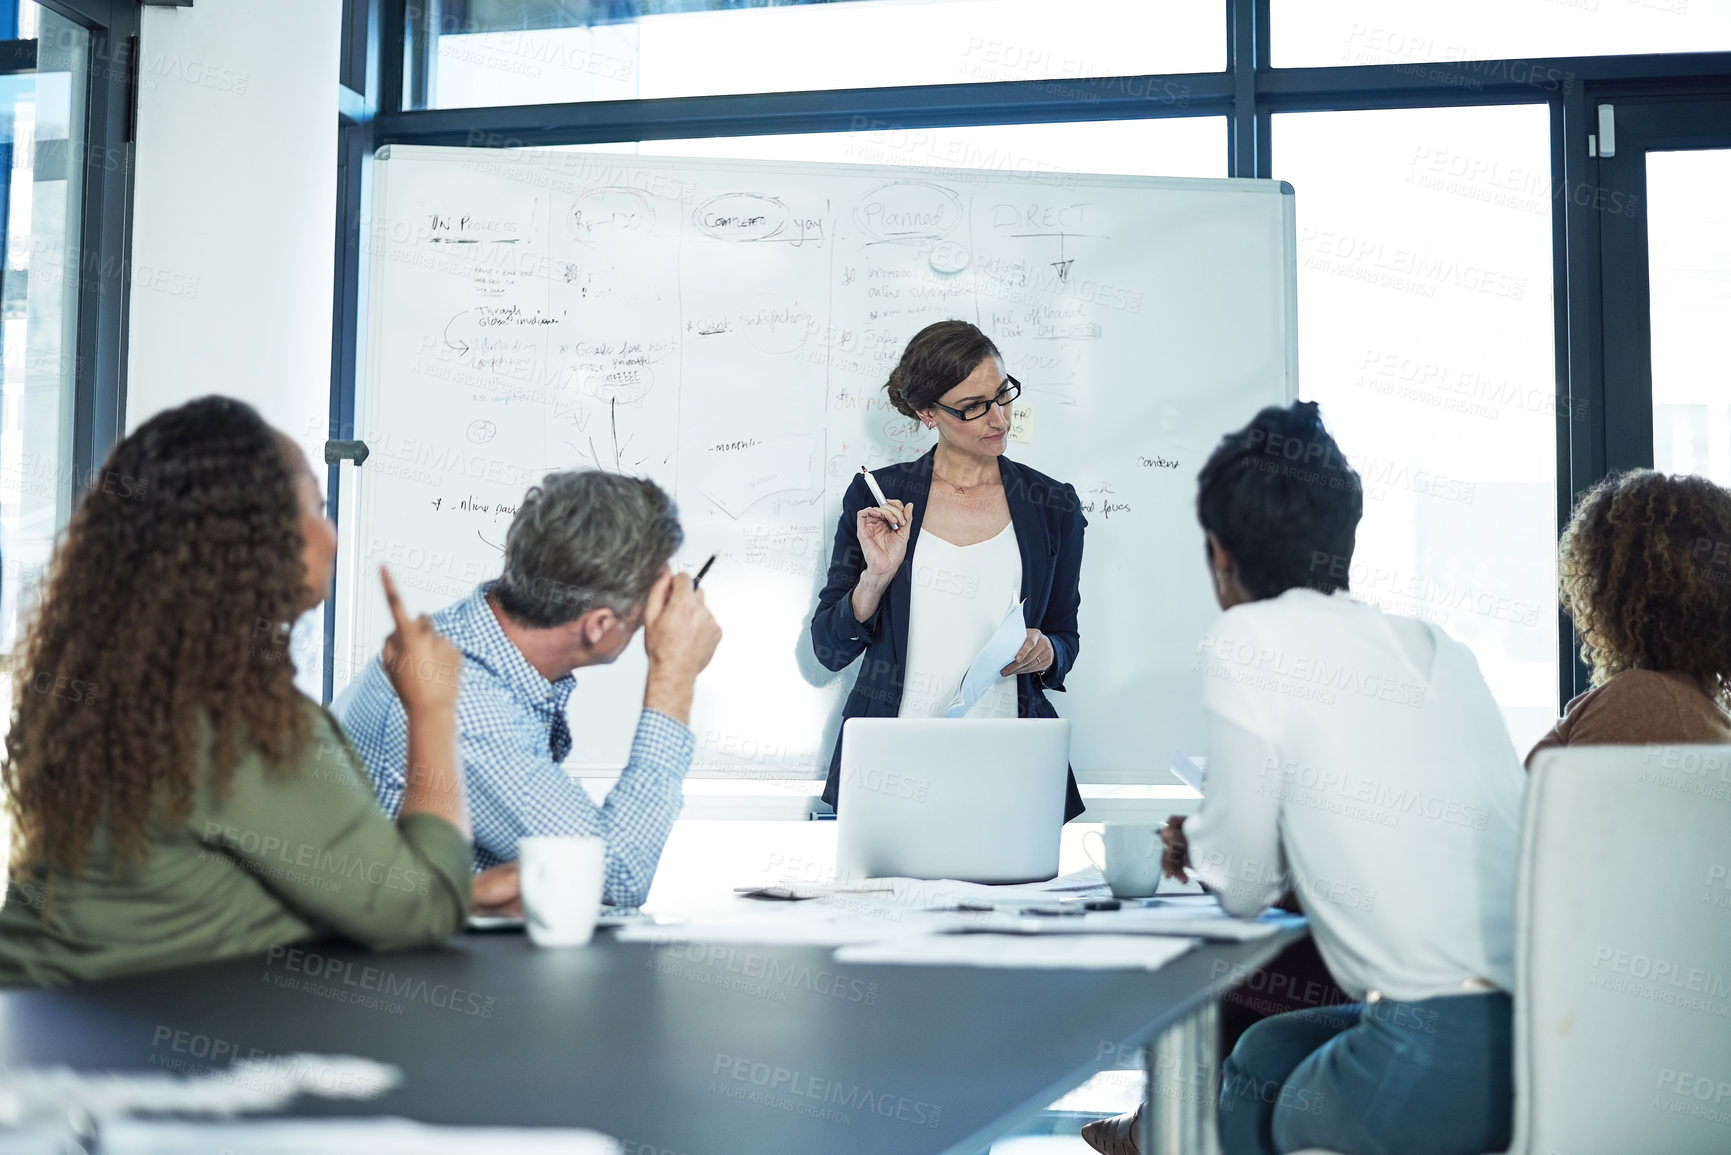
[125,0,340,452]
[125,0,342,693]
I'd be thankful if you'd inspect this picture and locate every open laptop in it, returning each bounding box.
[835,717,1071,884]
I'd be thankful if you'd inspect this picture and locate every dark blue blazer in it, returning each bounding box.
[810,448,1087,821]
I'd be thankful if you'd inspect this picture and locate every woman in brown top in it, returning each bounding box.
[1527,469,1731,766]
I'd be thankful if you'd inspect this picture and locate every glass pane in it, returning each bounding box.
[1274,0,1731,67]
[0,3,86,655]
[567,116,1227,179]
[1649,149,1731,486]
[421,0,1224,109]
[1274,106,1559,753]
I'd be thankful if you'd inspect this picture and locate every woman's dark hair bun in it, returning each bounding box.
[885,366,914,419]
[883,321,1001,420]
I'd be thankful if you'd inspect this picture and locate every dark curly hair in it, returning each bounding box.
[3,396,312,877]
[884,320,1001,419]
[1195,401,1363,599]
[1559,469,1731,698]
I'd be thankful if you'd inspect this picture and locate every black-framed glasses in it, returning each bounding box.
[933,377,1021,422]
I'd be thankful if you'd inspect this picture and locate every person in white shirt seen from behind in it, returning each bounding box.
[1082,401,1523,1155]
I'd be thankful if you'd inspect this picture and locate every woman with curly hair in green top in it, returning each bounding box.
[0,396,516,985]
[1526,468,1731,765]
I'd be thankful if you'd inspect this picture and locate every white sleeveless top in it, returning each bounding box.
[898,520,1023,719]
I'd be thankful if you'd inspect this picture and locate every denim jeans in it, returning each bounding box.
[1217,992,1512,1155]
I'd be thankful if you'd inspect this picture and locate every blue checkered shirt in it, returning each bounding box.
[334,582,693,908]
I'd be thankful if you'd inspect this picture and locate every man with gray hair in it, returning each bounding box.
[336,471,721,908]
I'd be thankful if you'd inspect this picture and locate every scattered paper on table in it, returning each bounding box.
[835,934,1200,971]
[879,868,1111,910]
[958,904,1302,942]
[618,899,960,948]
[628,868,1131,948]
[735,880,896,901]
[0,1054,398,1125]
[90,1118,618,1155]
[945,600,1026,718]
[736,868,1110,909]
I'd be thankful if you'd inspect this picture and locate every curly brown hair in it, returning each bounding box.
[4,396,312,876]
[1558,468,1731,697]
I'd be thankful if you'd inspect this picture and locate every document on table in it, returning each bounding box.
[85,1118,618,1155]
[630,869,1116,947]
[616,895,964,947]
[735,867,1112,907]
[468,907,647,932]
[835,933,1201,971]
[879,867,1113,910]
[0,1053,398,1121]
[944,600,1027,717]
[957,903,1305,942]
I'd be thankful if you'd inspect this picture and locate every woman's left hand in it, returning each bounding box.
[1000,629,1055,677]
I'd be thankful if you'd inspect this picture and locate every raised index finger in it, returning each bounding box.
[379,566,414,635]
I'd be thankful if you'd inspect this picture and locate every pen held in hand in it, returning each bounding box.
[692,554,717,590]
[860,466,902,529]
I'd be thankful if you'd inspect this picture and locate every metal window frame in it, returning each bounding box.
[21,0,143,505]
[1571,92,1731,698]
[333,0,1731,728]
[326,0,380,702]
[1592,94,1731,484]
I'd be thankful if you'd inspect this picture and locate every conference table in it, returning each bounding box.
[0,924,1307,1154]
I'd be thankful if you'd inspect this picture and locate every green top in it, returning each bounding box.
[0,697,473,986]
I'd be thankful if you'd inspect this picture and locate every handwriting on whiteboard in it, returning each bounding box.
[695,192,826,246]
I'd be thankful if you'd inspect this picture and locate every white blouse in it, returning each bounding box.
[898,521,1023,719]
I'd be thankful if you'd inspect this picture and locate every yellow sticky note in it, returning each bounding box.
[1010,402,1033,444]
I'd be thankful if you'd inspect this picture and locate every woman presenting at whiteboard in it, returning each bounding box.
[810,320,1087,820]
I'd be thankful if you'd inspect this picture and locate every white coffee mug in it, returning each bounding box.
[1083,823,1165,898]
[518,835,606,948]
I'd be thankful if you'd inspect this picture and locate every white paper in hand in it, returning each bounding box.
[945,600,1027,718]
[1170,748,1206,792]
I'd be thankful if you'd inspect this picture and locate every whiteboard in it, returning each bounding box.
[342,145,1296,783]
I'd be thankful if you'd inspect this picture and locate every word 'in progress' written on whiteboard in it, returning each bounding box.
[342,146,1296,785]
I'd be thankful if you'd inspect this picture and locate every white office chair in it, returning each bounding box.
[1509,744,1731,1155]
[1287,744,1731,1155]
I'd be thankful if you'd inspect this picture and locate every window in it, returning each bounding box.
[1648,149,1731,486]
[1273,0,1731,67]
[1274,105,1560,754]
[0,3,87,654]
[565,116,1227,179]
[417,0,1225,109]
[358,0,1731,788]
